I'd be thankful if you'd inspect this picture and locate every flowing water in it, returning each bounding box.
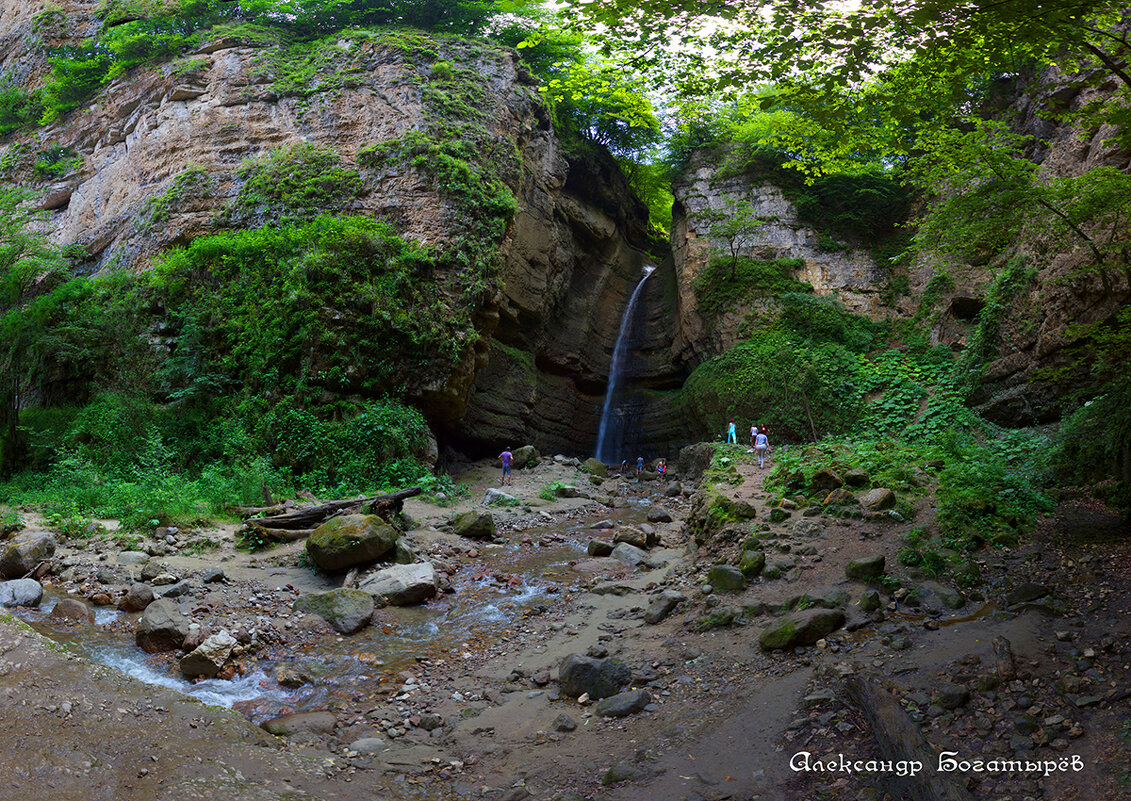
[12,506,654,723]
[595,265,655,463]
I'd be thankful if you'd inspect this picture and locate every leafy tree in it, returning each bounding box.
[0,186,65,474]
[702,201,766,280]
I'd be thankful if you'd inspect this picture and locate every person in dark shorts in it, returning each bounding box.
[498,447,514,486]
[635,456,644,476]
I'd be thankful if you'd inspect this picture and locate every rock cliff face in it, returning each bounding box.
[0,17,684,456]
[910,72,1131,425]
[670,157,892,367]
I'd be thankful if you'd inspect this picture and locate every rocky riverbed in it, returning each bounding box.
[0,452,1128,801]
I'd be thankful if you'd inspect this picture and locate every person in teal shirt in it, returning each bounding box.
[726,420,737,443]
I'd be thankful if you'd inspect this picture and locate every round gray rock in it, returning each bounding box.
[135,598,192,653]
[0,579,43,608]
[292,588,374,634]
[558,654,630,700]
[0,532,55,579]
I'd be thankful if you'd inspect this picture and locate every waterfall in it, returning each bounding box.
[595,265,655,463]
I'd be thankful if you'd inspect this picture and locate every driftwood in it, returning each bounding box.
[243,487,422,532]
[256,527,316,544]
[843,673,971,801]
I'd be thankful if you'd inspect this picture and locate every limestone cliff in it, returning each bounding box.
[670,156,893,367]
[0,15,683,456]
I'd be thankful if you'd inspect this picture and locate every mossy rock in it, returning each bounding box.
[306,515,398,572]
[708,564,746,592]
[759,608,845,650]
[583,457,608,477]
[733,500,757,519]
[845,554,886,581]
[739,550,766,578]
[452,510,496,539]
[694,607,738,631]
[293,588,374,634]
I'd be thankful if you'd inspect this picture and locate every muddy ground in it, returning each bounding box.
[0,454,1128,801]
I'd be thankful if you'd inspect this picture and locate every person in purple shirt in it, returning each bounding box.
[498,447,514,486]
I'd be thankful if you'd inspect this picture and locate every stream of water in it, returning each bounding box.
[595,265,655,463]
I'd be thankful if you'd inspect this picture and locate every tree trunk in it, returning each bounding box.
[242,486,422,530]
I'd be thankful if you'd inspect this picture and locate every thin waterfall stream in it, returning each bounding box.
[595,265,654,462]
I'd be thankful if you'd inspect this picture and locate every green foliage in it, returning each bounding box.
[0,74,44,136]
[0,509,23,536]
[231,143,362,221]
[140,164,213,225]
[538,481,566,500]
[897,527,946,576]
[235,525,274,552]
[693,257,811,320]
[956,255,1036,387]
[33,145,83,178]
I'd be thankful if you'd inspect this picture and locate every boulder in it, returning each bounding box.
[0,532,55,579]
[558,654,630,700]
[787,587,849,610]
[677,442,715,483]
[639,523,660,547]
[117,582,154,612]
[793,519,825,539]
[350,737,388,754]
[0,579,43,608]
[860,488,897,511]
[612,527,647,549]
[306,514,398,571]
[708,564,746,592]
[918,580,966,610]
[646,507,672,523]
[664,481,682,497]
[136,598,191,653]
[358,562,437,606]
[587,540,614,557]
[759,608,846,650]
[823,488,857,505]
[180,630,236,678]
[811,468,844,491]
[293,588,374,634]
[762,555,797,580]
[484,488,518,505]
[768,508,791,522]
[512,445,540,469]
[594,689,651,717]
[201,567,226,584]
[261,711,337,737]
[394,537,416,564]
[845,554,886,581]
[858,589,882,612]
[116,551,150,566]
[610,542,648,568]
[583,457,608,477]
[452,511,496,539]
[739,550,766,578]
[554,484,583,498]
[935,683,970,710]
[643,590,685,624]
[50,598,95,624]
[844,468,870,487]
[733,501,757,519]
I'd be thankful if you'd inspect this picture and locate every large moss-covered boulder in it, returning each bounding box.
[759,608,846,650]
[739,550,766,578]
[583,457,608,477]
[811,468,844,491]
[293,588,374,634]
[306,514,397,571]
[708,564,746,592]
[452,510,496,539]
[0,532,55,579]
[512,445,540,469]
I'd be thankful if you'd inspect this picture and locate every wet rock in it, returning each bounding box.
[292,588,374,634]
[89,592,114,606]
[587,540,614,557]
[860,488,896,511]
[558,654,630,700]
[612,527,647,549]
[664,481,682,497]
[811,468,844,491]
[512,445,540,469]
[583,457,608,477]
[51,598,95,623]
[858,589,882,612]
[935,683,970,710]
[595,689,650,717]
[0,532,55,579]
[200,567,225,584]
[739,549,766,578]
[1005,582,1050,605]
[136,598,191,653]
[759,608,846,650]
[823,488,857,505]
[845,554,885,581]
[180,630,236,678]
[261,711,336,737]
[646,507,672,523]
[643,590,685,624]
[307,514,398,571]
[117,582,154,612]
[918,580,966,609]
[275,665,311,689]
[358,562,437,606]
[552,713,577,732]
[0,578,43,608]
[590,520,615,530]
[708,564,745,592]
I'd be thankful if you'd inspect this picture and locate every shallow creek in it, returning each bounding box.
[12,502,654,723]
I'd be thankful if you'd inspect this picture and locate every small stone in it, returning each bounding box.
[552,713,577,732]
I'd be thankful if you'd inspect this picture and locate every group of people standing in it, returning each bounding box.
[727,420,771,469]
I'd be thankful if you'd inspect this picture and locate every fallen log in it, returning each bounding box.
[254,527,315,544]
[243,487,422,530]
[843,673,971,801]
